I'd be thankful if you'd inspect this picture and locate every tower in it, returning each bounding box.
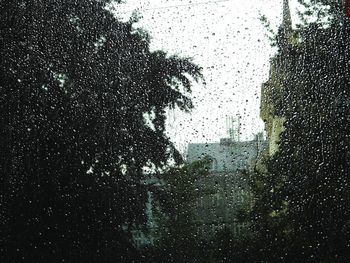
[282,0,292,35]
[226,115,241,142]
[280,0,293,46]
[260,0,294,156]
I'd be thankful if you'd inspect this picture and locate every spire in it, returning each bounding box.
[282,0,292,36]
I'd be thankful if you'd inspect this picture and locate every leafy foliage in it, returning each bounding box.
[151,157,212,262]
[251,7,350,261]
[297,0,348,26]
[0,0,202,262]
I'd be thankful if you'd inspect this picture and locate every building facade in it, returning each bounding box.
[186,134,266,238]
[260,0,296,156]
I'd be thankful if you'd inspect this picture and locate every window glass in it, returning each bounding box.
[1,0,349,262]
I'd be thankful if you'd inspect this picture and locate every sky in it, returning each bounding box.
[111,0,299,153]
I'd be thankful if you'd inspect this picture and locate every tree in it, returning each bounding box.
[251,7,350,261]
[0,1,202,262]
[150,157,212,262]
[274,24,350,260]
[297,0,349,26]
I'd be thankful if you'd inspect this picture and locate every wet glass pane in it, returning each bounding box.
[1,0,349,262]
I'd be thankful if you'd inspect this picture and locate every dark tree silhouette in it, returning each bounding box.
[0,1,202,262]
[251,9,350,261]
[273,24,350,261]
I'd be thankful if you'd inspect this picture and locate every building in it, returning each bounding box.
[260,0,296,156]
[186,131,266,238]
[132,118,267,247]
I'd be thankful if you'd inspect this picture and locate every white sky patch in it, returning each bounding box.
[112,0,300,153]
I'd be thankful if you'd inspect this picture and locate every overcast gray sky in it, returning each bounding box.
[112,0,299,153]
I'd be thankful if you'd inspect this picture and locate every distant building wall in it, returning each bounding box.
[186,138,266,173]
[186,138,266,239]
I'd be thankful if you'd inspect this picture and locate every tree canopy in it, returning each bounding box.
[250,3,350,261]
[297,0,350,26]
[0,1,202,262]
[150,157,212,262]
